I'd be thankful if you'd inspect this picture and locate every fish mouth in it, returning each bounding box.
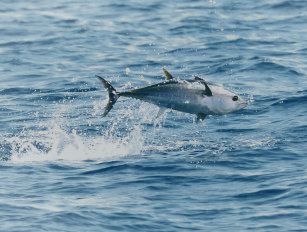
[239,101,248,108]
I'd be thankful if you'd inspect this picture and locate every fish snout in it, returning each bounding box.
[240,100,248,108]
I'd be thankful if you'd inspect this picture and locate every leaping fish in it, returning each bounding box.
[96,68,247,121]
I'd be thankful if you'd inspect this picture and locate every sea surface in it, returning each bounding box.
[1,0,307,231]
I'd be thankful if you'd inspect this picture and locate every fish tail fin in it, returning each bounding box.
[96,75,119,117]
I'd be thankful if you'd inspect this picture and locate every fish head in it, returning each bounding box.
[207,86,247,114]
[224,93,247,113]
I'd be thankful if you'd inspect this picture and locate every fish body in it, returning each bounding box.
[96,69,247,120]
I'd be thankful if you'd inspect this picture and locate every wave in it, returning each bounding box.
[270,0,306,10]
[271,93,307,107]
[234,188,288,200]
[0,87,48,95]
[0,37,60,48]
[241,60,303,76]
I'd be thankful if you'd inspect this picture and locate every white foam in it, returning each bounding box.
[8,122,144,163]
[6,101,152,163]
[238,136,277,149]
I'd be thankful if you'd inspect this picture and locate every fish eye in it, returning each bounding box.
[232,96,238,101]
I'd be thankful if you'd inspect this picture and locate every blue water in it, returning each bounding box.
[1,0,307,231]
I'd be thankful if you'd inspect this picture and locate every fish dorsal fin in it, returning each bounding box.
[194,76,204,81]
[162,67,174,81]
[194,76,213,97]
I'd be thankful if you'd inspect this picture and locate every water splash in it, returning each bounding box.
[2,101,151,163]
[5,123,143,163]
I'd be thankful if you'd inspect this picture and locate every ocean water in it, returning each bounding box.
[1,0,307,231]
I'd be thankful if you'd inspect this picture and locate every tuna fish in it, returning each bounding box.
[96,68,247,121]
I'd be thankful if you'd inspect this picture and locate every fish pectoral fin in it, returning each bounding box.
[162,67,174,81]
[202,87,213,97]
[156,107,167,118]
[196,113,207,122]
[194,76,213,97]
